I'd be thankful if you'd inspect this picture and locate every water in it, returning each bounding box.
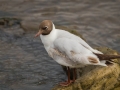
[0,0,120,90]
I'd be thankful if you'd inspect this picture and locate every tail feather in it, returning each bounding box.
[94,53,120,60]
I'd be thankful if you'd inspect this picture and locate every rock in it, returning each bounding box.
[114,87,120,90]
[0,19,6,25]
[52,83,82,90]
[0,17,20,27]
[0,17,25,41]
[52,47,120,90]
[20,21,39,32]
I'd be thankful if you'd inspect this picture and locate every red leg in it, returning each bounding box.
[60,67,73,86]
[68,68,77,83]
[73,68,76,82]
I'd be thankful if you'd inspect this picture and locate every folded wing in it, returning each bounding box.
[53,38,105,66]
[57,30,102,54]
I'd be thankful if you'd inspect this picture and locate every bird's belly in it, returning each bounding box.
[54,55,85,68]
[48,49,85,68]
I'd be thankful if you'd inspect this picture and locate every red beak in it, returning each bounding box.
[34,30,42,37]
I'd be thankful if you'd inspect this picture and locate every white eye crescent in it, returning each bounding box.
[42,26,48,30]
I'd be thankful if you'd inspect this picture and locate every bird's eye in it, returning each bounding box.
[42,26,48,30]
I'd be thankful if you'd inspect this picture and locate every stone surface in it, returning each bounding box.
[20,21,39,32]
[52,47,120,90]
[0,17,20,26]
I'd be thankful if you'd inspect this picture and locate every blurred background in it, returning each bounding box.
[0,0,120,90]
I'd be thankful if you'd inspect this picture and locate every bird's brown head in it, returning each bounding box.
[35,20,53,37]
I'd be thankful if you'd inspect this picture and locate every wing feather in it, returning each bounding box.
[57,30,102,54]
[53,38,100,65]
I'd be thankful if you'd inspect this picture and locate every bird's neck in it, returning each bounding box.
[40,24,57,50]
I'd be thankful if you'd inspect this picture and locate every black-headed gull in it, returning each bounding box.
[35,20,120,86]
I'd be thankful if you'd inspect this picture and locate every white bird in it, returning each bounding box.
[35,20,120,86]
